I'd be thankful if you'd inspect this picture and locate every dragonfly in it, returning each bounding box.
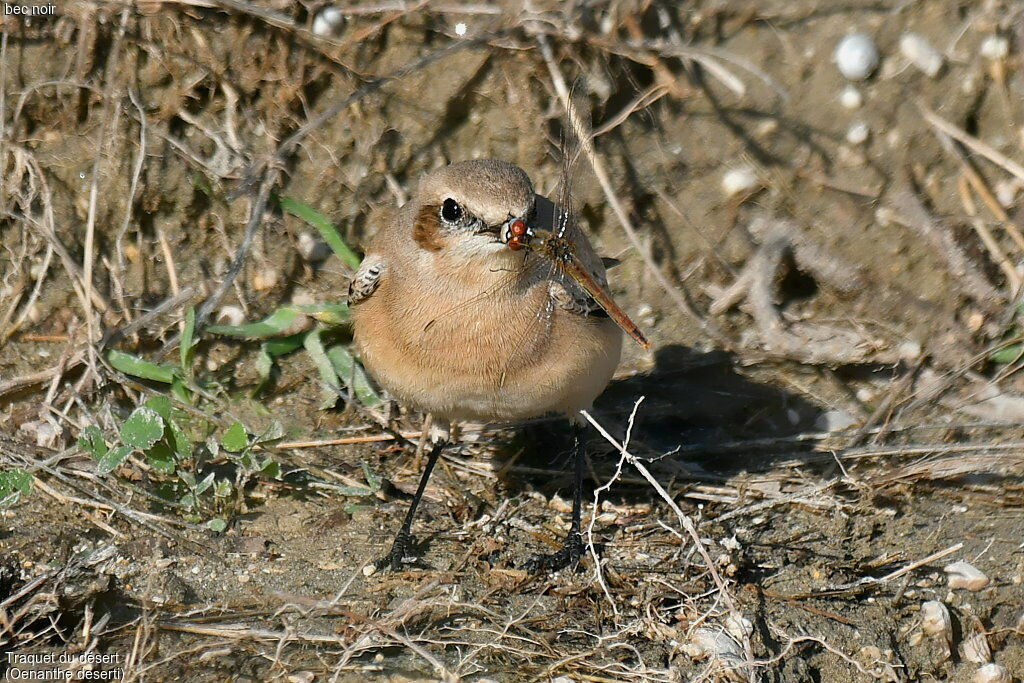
[498,87,650,352]
[501,218,650,350]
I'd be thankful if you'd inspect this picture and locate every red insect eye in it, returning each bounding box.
[511,219,527,237]
[508,237,524,251]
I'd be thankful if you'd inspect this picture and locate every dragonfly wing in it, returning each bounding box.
[549,279,609,319]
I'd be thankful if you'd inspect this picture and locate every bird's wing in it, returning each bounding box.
[347,257,385,304]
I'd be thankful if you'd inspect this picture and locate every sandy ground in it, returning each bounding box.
[2,1,1024,680]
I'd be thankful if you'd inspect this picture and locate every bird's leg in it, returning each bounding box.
[525,420,586,573]
[412,413,434,470]
[387,439,446,570]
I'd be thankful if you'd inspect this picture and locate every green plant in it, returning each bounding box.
[106,198,381,410]
[0,469,32,508]
[202,196,380,409]
[106,305,199,404]
[76,396,282,528]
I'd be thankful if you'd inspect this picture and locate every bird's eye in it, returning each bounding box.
[440,198,463,223]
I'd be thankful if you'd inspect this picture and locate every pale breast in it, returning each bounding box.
[352,253,622,422]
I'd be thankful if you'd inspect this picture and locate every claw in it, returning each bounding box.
[524,533,584,574]
[388,530,415,571]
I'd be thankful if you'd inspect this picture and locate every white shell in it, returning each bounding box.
[815,409,857,432]
[312,6,344,37]
[725,612,753,641]
[835,33,879,80]
[994,179,1020,208]
[962,631,991,663]
[846,122,870,145]
[921,600,952,638]
[216,305,246,327]
[898,340,922,361]
[900,33,944,77]
[721,166,758,196]
[840,86,863,109]
[251,268,280,292]
[973,663,1011,683]
[682,627,743,662]
[945,560,990,591]
[979,36,1009,60]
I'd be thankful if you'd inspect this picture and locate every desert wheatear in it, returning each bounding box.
[349,159,626,571]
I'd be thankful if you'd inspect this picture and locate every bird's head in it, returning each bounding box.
[411,159,536,260]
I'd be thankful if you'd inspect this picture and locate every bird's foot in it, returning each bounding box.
[382,530,423,571]
[524,533,585,574]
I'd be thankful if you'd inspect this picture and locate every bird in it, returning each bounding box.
[348,158,625,572]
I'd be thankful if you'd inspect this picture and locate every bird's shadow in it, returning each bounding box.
[510,344,826,501]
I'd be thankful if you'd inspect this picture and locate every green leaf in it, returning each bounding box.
[120,407,165,450]
[77,425,108,459]
[194,472,216,495]
[107,349,176,383]
[254,334,307,391]
[256,421,285,444]
[213,479,232,497]
[180,306,197,376]
[264,334,307,356]
[206,518,227,532]
[221,422,249,452]
[144,395,173,421]
[0,469,32,507]
[304,328,341,409]
[96,445,133,475]
[192,171,214,198]
[326,345,382,407]
[170,375,192,404]
[295,301,350,325]
[205,307,311,339]
[361,460,381,491]
[259,458,282,479]
[168,419,193,460]
[991,343,1024,365]
[144,442,177,474]
[279,195,362,270]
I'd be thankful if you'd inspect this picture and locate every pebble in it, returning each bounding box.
[973,663,1011,683]
[921,600,952,638]
[721,166,758,196]
[962,631,991,663]
[897,340,922,361]
[311,6,344,38]
[846,121,870,145]
[945,560,990,591]
[835,33,879,80]
[682,627,742,661]
[216,305,246,327]
[993,179,1020,208]
[979,35,1009,60]
[900,33,944,77]
[921,600,953,659]
[839,85,863,109]
[815,409,857,432]
[251,268,279,292]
